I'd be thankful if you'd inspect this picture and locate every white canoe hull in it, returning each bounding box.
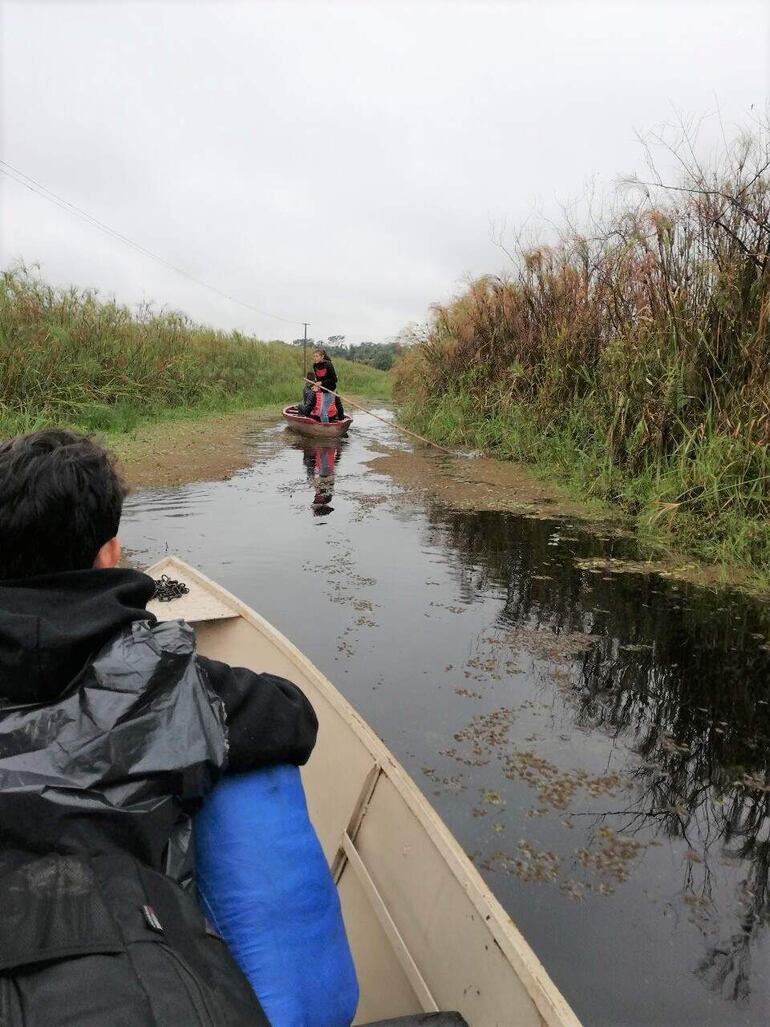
[147,557,581,1027]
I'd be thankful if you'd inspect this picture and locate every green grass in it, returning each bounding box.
[399,390,770,578]
[0,266,390,438]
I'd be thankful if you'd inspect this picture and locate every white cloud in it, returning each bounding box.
[1,0,766,342]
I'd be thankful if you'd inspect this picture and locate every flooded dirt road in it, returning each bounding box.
[121,411,770,1027]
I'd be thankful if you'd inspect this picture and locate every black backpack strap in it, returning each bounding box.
[134,862,213,984]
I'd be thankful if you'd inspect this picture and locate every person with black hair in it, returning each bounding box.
[300,369,317,411]
[0,428,317,1026]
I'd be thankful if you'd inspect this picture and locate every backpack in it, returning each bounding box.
[0,850,269,1026]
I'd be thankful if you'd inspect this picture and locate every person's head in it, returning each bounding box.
[0,429,127,580]
[313,348,328,363]
[305,371,317,382]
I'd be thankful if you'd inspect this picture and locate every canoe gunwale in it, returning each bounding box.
[282,406,352,438]
[146,556,582,1027]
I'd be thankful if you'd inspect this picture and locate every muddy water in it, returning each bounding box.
[122,412,770,1027]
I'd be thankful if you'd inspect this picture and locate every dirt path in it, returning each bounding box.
[366,448,768,596]
[112,409,273,490]
[367,448,610,522]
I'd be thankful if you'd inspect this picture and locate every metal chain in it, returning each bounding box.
[152,574,190,603]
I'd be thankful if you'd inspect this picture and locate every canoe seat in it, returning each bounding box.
[361,1014,468,1027]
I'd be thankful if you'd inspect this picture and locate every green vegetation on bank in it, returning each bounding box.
[395,126,770,573]
[0,267,390,437]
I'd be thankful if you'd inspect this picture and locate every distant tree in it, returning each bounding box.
[327,335,346,348]
[323,339,402,370]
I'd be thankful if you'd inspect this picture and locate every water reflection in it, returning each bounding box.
[430,506,770,1006]
[296,439,343,518]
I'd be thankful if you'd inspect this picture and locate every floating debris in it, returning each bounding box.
[421,767,467,793]
[483,840,561,883]
[576,827,646,886]
[661,735,691,754]
[429,601,467,614]
[737,771,770,793]
[486,626,595,663]
[482,789,504,806]
[503,750,628,810]
[560,879,587,902]
[442,707,515,766]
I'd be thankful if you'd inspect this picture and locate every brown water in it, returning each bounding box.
[122,411,770,1027]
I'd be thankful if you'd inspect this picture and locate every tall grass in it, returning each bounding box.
[395,125,770,570]
[0,266,389,436]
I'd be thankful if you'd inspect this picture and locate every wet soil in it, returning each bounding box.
[367,448,609,521]
[368,447,769,598]
[113,410,277,490]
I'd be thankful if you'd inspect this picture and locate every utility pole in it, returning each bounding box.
[303,322,310,375]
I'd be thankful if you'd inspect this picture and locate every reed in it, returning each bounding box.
[0,266,390,436]
[395,125,770,570]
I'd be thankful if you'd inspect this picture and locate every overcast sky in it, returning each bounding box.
[1,1,767,343]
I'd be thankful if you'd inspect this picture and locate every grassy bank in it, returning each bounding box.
[395,125,770,574]
[0,267,390,437]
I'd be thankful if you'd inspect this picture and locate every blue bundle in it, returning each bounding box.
[195,765,359,1027]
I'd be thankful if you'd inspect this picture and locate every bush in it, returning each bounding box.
[395,124,770,569]
[0,267,390,435]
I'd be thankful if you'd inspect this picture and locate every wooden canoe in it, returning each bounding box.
[282,405,353,438]
[147,557,582,1027]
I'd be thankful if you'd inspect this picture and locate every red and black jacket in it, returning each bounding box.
[312,359,337,393]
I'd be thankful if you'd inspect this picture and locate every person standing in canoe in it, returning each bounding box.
[312,348,338,424]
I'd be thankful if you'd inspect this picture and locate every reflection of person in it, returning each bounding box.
[316,445,337,481]
[303,443,338,488]
[312,494,334,517]
[303,445,336,484]
[302,442,339,517]
[0,429,318,1026]
[312,348,338,423]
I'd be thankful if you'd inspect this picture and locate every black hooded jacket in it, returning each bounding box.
[0,568,318,1026]
[0,568,318,774]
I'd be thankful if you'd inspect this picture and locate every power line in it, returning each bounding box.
[0,159,305,327]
